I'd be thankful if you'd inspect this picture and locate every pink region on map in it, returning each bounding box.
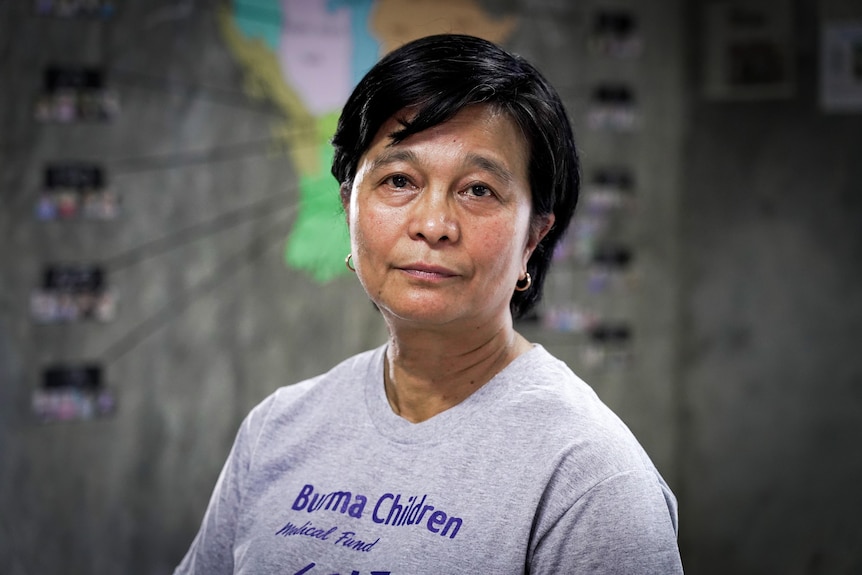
[279,0,353,115]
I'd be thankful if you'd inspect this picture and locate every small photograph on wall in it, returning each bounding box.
[588,10,642,58]
[35,66,120,123]
[35,163,120,221]
[702,0,795,100]
[554,167,635,264]
[542,304,598,334]
[33,0,116,19]
[588,244,635,294]
[587,84,638,131]
[32,364,116,423]
[583,167,636,215]
[30,264,117,323]
[583,321,634,371]
[820,22,862,113]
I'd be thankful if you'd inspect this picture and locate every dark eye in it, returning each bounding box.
[388,174,409,188]
[469,185,492,197]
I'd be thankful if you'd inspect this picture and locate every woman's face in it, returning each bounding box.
[345,104,553,331]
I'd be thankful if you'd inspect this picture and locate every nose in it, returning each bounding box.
[408,187,460,245]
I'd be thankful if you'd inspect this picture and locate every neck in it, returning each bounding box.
[382,318,531,423]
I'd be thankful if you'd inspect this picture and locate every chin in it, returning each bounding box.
[377,298,467,327]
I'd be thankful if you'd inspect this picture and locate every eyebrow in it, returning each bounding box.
[462,152,516,186]
[368,148,517,185]
[367,149,419,174]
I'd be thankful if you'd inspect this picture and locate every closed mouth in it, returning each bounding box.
[398,263,458,279]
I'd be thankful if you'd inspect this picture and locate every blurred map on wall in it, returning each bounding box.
[219,0,517,282]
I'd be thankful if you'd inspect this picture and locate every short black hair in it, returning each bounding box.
[332,33,580,318]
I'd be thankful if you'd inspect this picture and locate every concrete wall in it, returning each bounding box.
[679,0,862,572]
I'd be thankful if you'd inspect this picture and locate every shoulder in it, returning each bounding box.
[263,345,383,407]
[501,344,597,407]
[492,345,667,483]
[496,346,634,443]
[510,346,679,528]
[236,345,385,443]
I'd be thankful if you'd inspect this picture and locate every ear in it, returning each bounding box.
[340,182,352,225]
[525,213,555,255]
[521,213,554,273]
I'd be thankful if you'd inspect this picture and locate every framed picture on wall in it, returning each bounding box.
[587,83,638,131]
[30,264,117,323]
[35,66,120,123]
[36,163,120,221]
[588,10,642,58]
[820,21,862,112]
[702,0,795,100]
[32,364,116,423]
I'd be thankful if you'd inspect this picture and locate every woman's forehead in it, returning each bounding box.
[363,104,528,169]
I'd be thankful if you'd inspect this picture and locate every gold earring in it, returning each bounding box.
[514,272,532,292]
[345,254,356,272]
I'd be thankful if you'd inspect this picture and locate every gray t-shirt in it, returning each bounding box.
[175,344,683,574]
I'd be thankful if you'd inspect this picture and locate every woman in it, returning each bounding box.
[175,34,683,574]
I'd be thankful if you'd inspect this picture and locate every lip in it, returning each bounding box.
[397,262,459,280]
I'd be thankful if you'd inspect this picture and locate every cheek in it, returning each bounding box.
[478,216,532,266]
[351,203,395,259]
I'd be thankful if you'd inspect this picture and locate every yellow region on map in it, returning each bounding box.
[218,6,324,175]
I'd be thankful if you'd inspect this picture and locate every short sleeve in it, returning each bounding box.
[529,469,684,574]
[173,397,274,575]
